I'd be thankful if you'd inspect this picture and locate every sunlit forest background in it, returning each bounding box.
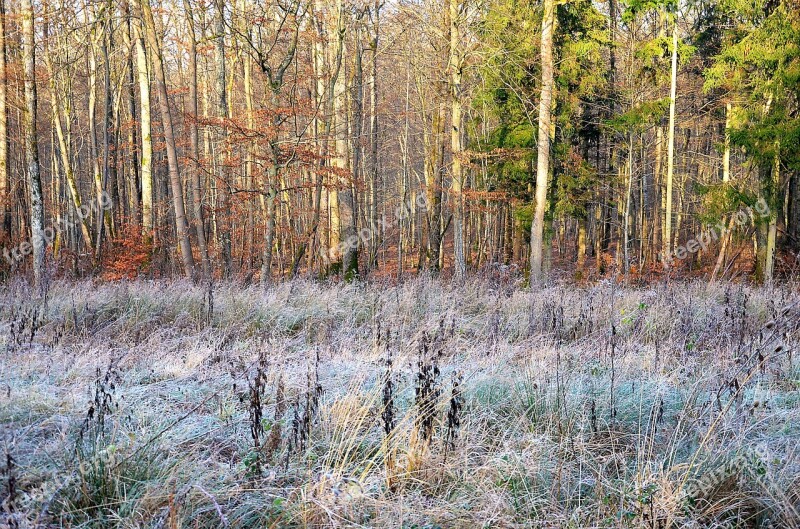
[0,0,797,285]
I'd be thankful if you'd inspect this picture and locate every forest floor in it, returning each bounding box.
[1,277,799,528]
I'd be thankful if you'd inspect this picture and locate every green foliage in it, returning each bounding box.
[606,98,670,133]
[473,0,608,220]
[514,203,534,240]
[474,0,540,125]
[704,2,800,172]
[623,0,678,23]
[694,181,752,224]
[552,145,599,220]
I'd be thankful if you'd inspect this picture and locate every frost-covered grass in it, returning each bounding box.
[1,276,798,528]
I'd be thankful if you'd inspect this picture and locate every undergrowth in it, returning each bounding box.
[0,276,798,528]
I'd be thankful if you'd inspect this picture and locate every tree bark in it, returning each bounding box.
[140,0,195,278]
[530,0,554,281]
[183,0,212,280]
[214,0,232,278]
[334,26,358,279]
[450,0,466,279]
[132,5,154,244]
[21,0,45,291]
[711,102,733,283]
[664,19,678,262]
[0,0,8,242]
[368,0,381,271]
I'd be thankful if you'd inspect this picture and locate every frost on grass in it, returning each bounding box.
[1,277,799,528]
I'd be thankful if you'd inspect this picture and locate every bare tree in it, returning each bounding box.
[530,0,554,280]
[214,0,233,278]
[131,0,154,243]
[21,0,45,290]
[664,13,678,260]
[449,0,466,279]
[234,0,302,284]
[139,0,195,278]
[183,0,212,280]
[331,0,358,278]
[366,0,382,271]
[0,0,8,242]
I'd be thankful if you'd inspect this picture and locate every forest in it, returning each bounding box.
[0,0,795,284]
[1,0,799,528]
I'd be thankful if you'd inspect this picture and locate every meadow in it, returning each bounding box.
[1,277,798,528]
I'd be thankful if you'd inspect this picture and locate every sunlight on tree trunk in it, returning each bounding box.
[530,0,554,282]
[183,0,212,281]
[664,19,678,263]
[140,0,195,278]
[21,0,44,291]
[132,3,153,244]
[450,0,466,280]
[0,0,8,242]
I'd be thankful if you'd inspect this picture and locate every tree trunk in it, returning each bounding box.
[711,102,733,283]
[664,19,678,262]
[183,0,212,280]
[132,5,154,243]
[764,145,779,284]
[623,133,633,276]
[0,0,8,242]
[368,0,380,271]
[97,3,116,257]
[450,0,466,279]
[350,26,365,274]
[334,45,358,278]
[429,97,445,271]
[530,0,554,281]
[260,182,277,284]
[214,0,232,278]
[140,0,195,278]
[124,5,141,226]
[87,23,107,253]
[241,0,256,271]
[21,0,45,291]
